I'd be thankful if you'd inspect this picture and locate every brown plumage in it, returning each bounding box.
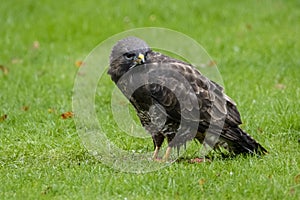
[108,36,267,161]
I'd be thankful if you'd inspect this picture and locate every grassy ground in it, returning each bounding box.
[1,0,299,199]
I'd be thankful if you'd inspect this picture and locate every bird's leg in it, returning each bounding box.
[152,133,165,160]
[162,133,175,162]
[152,146,160,160]
[162,146,172,162]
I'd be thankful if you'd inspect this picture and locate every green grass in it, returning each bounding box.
[1,0,300,199]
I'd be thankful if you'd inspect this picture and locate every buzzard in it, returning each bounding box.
[108,36,267,161]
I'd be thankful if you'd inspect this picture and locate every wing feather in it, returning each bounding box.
[143,57,242,132]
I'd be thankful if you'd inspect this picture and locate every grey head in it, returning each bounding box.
[108,36,152,82]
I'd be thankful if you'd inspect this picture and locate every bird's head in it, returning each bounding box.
[108,36,151,82]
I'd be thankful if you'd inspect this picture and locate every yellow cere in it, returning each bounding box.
[138,53,145,63]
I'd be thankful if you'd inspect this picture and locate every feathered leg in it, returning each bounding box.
[152,146,160,160]
[152,133,165,160]
[161,133,176,161]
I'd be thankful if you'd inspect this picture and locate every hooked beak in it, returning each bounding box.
[129,53,145,70]
[135,53,145,65]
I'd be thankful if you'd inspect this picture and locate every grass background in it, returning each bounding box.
[0,0,299,199]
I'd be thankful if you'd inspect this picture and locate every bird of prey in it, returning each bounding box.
[108,36,267,161]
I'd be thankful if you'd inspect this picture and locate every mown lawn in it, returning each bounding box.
[0,0,299,199]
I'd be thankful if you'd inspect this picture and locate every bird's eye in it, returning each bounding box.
[144,52,148,58]
[124,53,136,60]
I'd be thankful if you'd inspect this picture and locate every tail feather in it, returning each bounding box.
[220,127,267,155]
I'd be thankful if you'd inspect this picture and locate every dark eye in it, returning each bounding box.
[123,53,136,60]
[144,52,148,58]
